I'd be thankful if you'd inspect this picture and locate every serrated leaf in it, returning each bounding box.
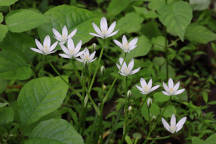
[185,24,216,44]
[158,1,193,41]
[17,77,69,125]
[38,5,101,44]
[6,9,47,32]
[25,119,84,144]
[0,0,18,6]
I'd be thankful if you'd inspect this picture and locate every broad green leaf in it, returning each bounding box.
[0,32,35,63]
[38,5,101,44]
[17,77,69,125]
[116,12,144,36]
[185,24,216,44]
[0,0,18,6]
[134,6,158,19]
[0,48,33,80]
[192,137,205,144]
[126,35,152,59]
[190,0,211,11]
[6,9,47,32]
[0,107,14,124]
[141,102,160,121]
[163,105,176,118]
[0,13,3,23]
[153,92,169,103]
[158,1,193,41]
[148,0,166,11]
[25,119,84,144]
[107,0,132,16]
[206,134,216,144]
[0,24,8,41]
[151,36,166,51]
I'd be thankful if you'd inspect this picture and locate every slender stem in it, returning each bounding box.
[165,38,169,81]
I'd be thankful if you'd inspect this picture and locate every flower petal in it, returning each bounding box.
[162,118,170,133]
[129,37,138,47]
[100,17,108,32]
[68,29,77,38]
[62,25,68,37]
[170,114,176,129]
[151,85,160,92]
[140,78,147,88]
[173,81,180,91]
[122,35,128,45]
[107,21,116,34]
[162,91,170,96]
[128,59,134,71]
[175,89,185,95]
[68,38,75,50]
[113,40,123,48]
[60,44,69,54]
[168,78,174,88]
[163,82,169,91]
[59,53,71,59]
[131,67,140,75]
[35,39,43,51]
[148,79,152,89]
[106,30,118,38]
[176,117,187,132]
[136,85,144,93]
[89,32,103,38]
[50,41,58,52]
[31,48,44,55]
[52,28,62,40]
[43,35,51,47]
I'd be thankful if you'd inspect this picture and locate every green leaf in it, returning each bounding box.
[148,0,166,10]
[17,77,69,125]
[0,24,8,41]
[0,102,8,108]
[0,107,14,124]
[0,0,18,6]
[6,9,47,32]
[116,12,144,36]
[185,24,216,44]
[158,1,193,41]
[107,0,132,16]
[189,0,211,11]
[163,105,176,118]
[134,6,158,19]
[206,134,216,144]
[38,5,101,44]
[151,36,166,51]
[25,119,84,144]
[153,92,169,103]
[192,137,205,144]
[126,35,152,59]
[125,135,133,144]
[0,12,3,23]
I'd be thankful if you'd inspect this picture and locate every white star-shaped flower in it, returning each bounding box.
[162,114,187,134]
[162,78,185,96]
[136,78,160,95]
[59,39,83,59]
[76,48,96,64]
[52,25,77,44]
[89,17,118,39]
[31,35,58,55]
[113,35,138,53]
[116,57,141,76]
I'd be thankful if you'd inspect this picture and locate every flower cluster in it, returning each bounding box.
[30,16,187,135]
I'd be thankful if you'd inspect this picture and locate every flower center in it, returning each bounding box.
[123,67,130,75]
[170,125,176,133]
[44,45,49,53]
[123,43,129,50]
[69,49,75,55]
[169,88,174,93]
[143,86,149,92]
[62,34,67,41]
[101,29,108,35]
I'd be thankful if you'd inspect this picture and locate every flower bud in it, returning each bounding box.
[147,98,152,107]
[128,106,132,111]
[100,65,105,74]
[127,90,132,97]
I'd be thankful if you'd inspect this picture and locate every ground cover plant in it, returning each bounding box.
[0,0,216,143]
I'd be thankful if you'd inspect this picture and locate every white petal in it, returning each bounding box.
[148,79,152,88]
[107,21,116,34]
[176,117,187,132]
[175,89,185,95]
[68,38,75,50]
[128,59,134,71]
[173,81,180,91]
[170,114,176,128]
[119,57,124,65]
[35,39,43,51]
[90,51,96,60]
[76,58,84,63]
[140,78,147,88]
[100,17,108,32]
[52,28,62,40]
[31,48,44,55]
[89,32,104,38]
[121,62,127,72]
[116,64,121,70]
[106,30,118,38]
[74,40,82,53]
[136,85,144,93]
[60,44,69,54]
[43,35,51,47]
[92,23,102,35]
[113,40,122,48]
[50,41,58,52]
[162,118,170,132]
[151,85,160,92]
[68,29,77,38]
[168,78,174,88]
[129,37,138,47]
[62,25,68,37]
[131,67,140,75]
[59,53,71,59]
[163,82,169,91]
[162,91,170,96]
[122,35,128,45]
